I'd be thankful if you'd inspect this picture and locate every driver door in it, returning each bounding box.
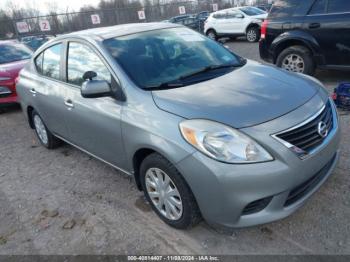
[62,41,127,170]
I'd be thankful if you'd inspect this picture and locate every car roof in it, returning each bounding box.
[60,22,181,41]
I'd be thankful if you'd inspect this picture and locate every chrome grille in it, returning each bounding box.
[275,100,334,157]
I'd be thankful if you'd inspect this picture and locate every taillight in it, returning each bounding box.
[332,88,337,100]
[15,76,19,85]
[261,20,268,39]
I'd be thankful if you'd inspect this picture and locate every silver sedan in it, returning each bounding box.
[17,23,340,229]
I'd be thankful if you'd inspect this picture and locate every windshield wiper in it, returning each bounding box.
[178,64,241,81]
[145,82,185,91]
[145,63,243,91]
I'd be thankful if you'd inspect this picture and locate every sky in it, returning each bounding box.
[0,0,100,13]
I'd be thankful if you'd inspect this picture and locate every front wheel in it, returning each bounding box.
[206,30,217,41]
[276,45,315,75]
[140,153,201,229]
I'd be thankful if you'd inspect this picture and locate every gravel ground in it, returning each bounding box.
[0,40,349,255]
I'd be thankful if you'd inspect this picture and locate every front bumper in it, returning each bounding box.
[176,95,340,228]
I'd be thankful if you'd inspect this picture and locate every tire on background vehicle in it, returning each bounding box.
[246,26,260,42]
[276,45,315,75]
[31,110,61,149]
[206,29,217,41]
[140,153,201,229]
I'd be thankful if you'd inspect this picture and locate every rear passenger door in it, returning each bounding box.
[33,43,69,138]
[62,41,127,170]
[303,0,350,66]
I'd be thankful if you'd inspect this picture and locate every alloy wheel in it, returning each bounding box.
[281,54,305,73]
[145,167,183,220]
[247,29,257,42]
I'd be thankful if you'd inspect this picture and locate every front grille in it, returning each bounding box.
[276,101,333,155]
[284,154,336,207]
[242,196,272,215]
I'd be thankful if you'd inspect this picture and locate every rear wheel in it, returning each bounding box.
[276,45,315,75]
[206,30,217,41]
[32,110,61,149]
[140,153,201,229]
[246,27,260,42]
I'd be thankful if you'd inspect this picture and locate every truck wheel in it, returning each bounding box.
[276,45,315,75]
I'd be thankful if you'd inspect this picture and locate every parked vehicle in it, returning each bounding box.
[171,16,201,31]
[204,6,267,42]
[21,35,55,51]
[0,40,32,106]
[259,0,350,75]
[333,83,350,109]
[17,23,340,229]
[168,15,192,23]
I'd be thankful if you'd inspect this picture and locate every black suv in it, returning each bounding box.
[259,0,350,75]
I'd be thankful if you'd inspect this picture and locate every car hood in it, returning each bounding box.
[152,61,320,129]
[0,59,29,79]
[252,13,268,20]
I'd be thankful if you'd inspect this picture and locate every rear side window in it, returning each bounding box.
[213,13,226,19]
[309,0,327,15]
[42,44,62,80]
[269,0,300,18]
[328,0,350,13]
[67,42,111,86]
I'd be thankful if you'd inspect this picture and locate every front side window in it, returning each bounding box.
[309,0,327,15]
[42,44,62,80]
[35,52,43,73]
[103,28,243,90]
[328,0,350,13]
[0,43,32,64]
[67,42,111,86]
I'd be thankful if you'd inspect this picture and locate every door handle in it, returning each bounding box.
[30,88,37,94]
[309,23,320,29]
[64,99,74,109]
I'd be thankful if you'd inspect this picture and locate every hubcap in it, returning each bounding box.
[281,54,305,73]
[145,168,183,220]
[34,115,48,145]
[247,29,257,42]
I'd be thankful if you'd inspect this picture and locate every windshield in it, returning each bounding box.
[239,7,266,16]
[103,27,243,89]
[0,43,32,64]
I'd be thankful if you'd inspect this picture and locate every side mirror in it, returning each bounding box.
[81,79,111,98]
[236,14,244,19]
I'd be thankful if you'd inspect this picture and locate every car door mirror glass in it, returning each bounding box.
[81,78,111,98]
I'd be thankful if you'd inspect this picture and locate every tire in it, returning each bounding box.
[246,26,260,42]
[140,153,201,229]
[276,45,315,75]
[31,110,61,149]
[206,29,217,41]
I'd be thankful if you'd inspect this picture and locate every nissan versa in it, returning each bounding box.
[16,23,340,229]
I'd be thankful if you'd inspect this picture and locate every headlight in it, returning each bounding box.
[179,119,273,163]
[0,77,11,81]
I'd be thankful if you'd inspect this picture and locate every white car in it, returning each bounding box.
[204,6,268,42]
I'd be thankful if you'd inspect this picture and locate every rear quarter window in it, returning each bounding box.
[269,0,299,18]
